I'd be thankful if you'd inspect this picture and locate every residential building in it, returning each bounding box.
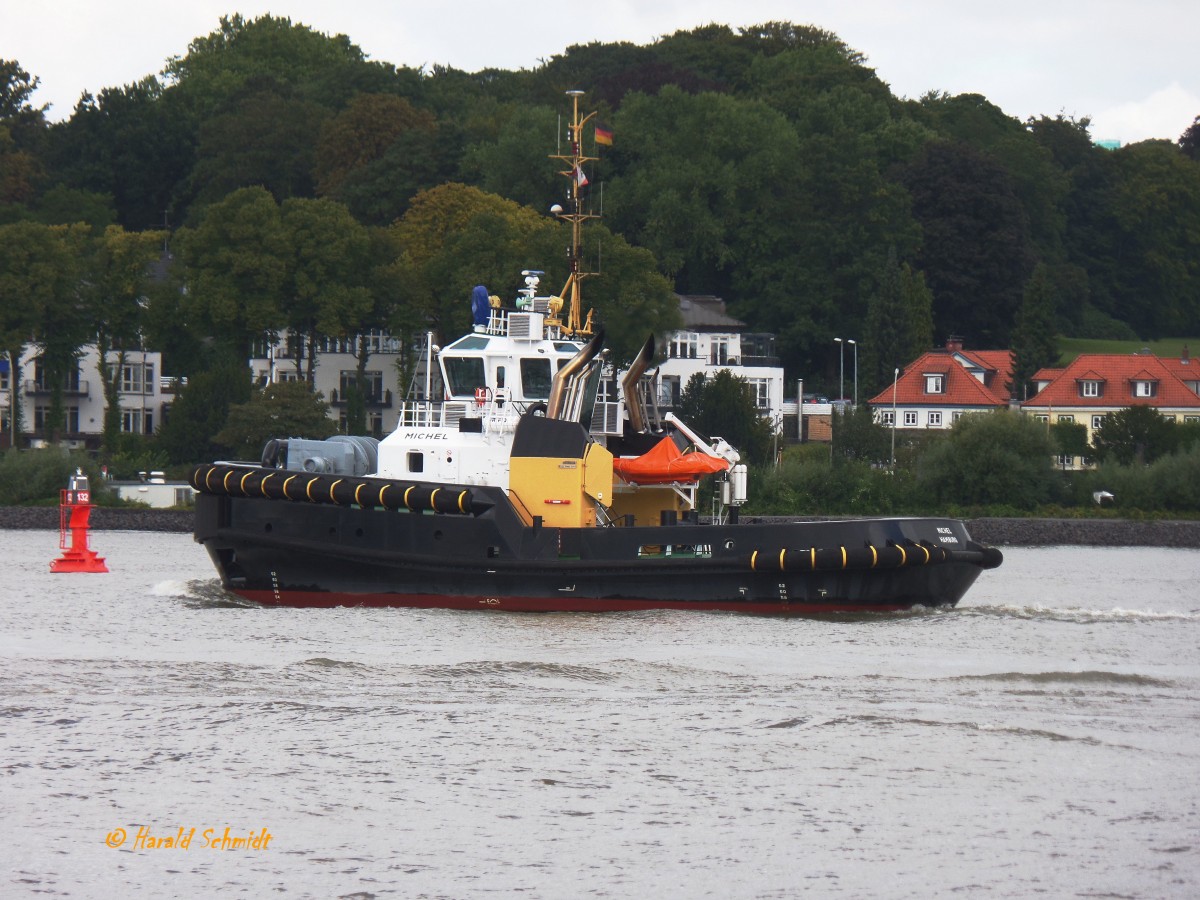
[248,329,412,437]
[1023,349,1200,467]
[0,345,176,450]
[866,337,1014,430]
[656,294,786,426]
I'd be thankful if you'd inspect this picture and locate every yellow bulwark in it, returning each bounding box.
[509,442,614,528]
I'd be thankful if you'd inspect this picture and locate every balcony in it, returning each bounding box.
[24,380,89,397]
[330,388,393,409]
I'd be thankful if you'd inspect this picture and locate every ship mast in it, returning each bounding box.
[549,90,599,338]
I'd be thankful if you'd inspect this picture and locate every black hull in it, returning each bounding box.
[193,487,1001,616]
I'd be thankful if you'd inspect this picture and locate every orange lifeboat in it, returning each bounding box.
[612,436,730,485]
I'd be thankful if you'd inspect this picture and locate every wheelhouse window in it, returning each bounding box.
[442,356,485,398]
[924,374,945,394]
[519,358,553,399]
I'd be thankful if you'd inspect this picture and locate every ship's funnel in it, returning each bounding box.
[622,334,655,433]
[547,329,604,420]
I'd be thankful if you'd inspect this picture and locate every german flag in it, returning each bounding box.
[595,123,613,146]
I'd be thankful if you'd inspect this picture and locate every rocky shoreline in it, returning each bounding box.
[2,506,1198,547]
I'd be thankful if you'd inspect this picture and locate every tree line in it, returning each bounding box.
[2,16,1199,460]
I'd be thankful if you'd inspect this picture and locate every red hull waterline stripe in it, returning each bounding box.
[235,590,919,615]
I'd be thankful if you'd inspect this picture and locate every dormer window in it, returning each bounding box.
[1133,380,1158,398]
[924,374,945,394]
[1080,380,1102,398]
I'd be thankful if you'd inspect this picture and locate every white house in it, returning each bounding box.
[248,329,412,437]
[655,294,786,426]
[1,345,175,450]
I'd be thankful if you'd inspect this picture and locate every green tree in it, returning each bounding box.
[1092,405,1179,465]
[901,263,935,361]
[1009,263,1060,400]
[175,186,288,360]
[902,139,1036,346]
[154,360,251,464]
[184,86,327,212]
[0,221,57,444]
[394,182,676,364]
[215,381,337,458]
[0,222,87,444]
[677,369,774,464]
[863,247,906,397]
[278,197,374,381]
[81,225,167,454]
[1050,420,1089,460]
[915,411,1057,509]
[831,403,891,465]
[48,78,194,232]
[1104,141,1200,337]
[0,59,50,214]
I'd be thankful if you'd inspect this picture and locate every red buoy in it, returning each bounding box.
[50,469,108,573]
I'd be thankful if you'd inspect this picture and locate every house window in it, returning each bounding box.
[952,411,964,422]
[658,375,681,408]
[1034,415,1049,423]
[1091,415,1105,430]
[0,369,8,392]
[710,335,732,366]
[669,333,699,359]
[1057,415,1074,424]
[121,409,142,433]
[1185,416,1200,423]
[879,411,894,426]
[339,370,384,403]
[903,411,918,426]
[924,374,944,394]
[121,363,154,395]
[1133,380,1158,398]
[1080,381,1102,398]
[748,378,770,409]
[1056,455,1075,469]
[928,411,942,426]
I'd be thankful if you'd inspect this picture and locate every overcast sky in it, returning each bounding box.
[8,1,1198,144]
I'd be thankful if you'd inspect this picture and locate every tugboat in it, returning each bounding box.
[191,91,1002,614]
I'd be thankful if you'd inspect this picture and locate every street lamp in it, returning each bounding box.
[890,366,899,469]
[834,337,844,404]
[848,339,857,407]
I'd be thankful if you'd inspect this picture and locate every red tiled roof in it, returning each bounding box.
[1160,353,1198,382]
[867,349,1010,408]
[1023,353,1200,409]
[1033,367,1064,382]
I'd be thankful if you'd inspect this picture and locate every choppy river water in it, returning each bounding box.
[2,530,1198,898]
